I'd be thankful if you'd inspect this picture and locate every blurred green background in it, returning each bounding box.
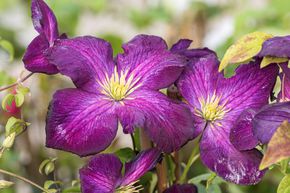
[0,0,289,192]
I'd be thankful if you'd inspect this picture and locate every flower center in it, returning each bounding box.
[195,93,229,122]
[99,67,141,101]
[115,181,143,193]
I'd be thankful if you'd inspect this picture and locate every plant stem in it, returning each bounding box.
[0,168,49,192]
[179,149,200,183]
[0,72,34,92]
[130,134,137,152]
[172,151,180,183]
[156,160,167,193]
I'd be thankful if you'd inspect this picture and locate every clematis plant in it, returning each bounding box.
[2,0,290,192]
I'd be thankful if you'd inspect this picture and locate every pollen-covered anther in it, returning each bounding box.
[115,181,143,193]
[98,67,141,101]
[195,93,229,122]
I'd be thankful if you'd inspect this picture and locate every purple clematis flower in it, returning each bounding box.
[163,184,197,193]
[45,35,194,156]
[80,148,161,193]
[177,46,279,184]
[279,64,290,102]
[23,0,64,74]
[230,102,290,151]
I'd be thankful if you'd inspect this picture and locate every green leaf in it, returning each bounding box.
[2,93,14,111]
[260,121,290,170]
[206,173,217,189]
[44,162,55,175]
[115,147,136,164]
[0,38,14,61]
[39,159,51,175]
[16,85,30,95]
[219,31,273,72]
[62,187,81,193]
[14,93,24,107]
[207,184,222,193]
[277,175,290,193]
[188,173,211,184]
[44,180,62,190]
[2,132,16,148]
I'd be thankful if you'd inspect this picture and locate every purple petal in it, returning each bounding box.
[31,0,59,44]
[117,90,194,153]
[258,35,290,58]
[163,184,197,193]
[47,36,115,93]
[80,154,122,193]
[253,102,290,144]
[220,61,279,119]
[230,109,259,151]
[46,88,118,156]
[170,39,192,52]
[200,125,266,185]
[116,35,187,90]
[120,148,161,186]
[23,34,58,74]
[279,64,290,102]
[177,53,223,109]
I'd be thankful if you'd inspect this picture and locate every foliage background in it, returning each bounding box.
[0,0,289,192]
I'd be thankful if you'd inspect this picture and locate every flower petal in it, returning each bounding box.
[279,64,290,101]
[163,184,197,193]
[80,154,122,193]
[200,125,266,185]
[120,148,161,186]
[220,61,279,119]
[46,88,118,156]
[177,52,223,108]
[116,35,187,90]
[170,39,192,52]
[31,0,59,44]
[230,109,259,151]
[23,35,58,74]
[117,90,194,153]
[258,36,290,58]
[47,36,115,93]
[253,102,290,144]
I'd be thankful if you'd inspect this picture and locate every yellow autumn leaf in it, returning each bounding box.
[260,56,289,68]
[219,31,273,72]
[259,121,290,170]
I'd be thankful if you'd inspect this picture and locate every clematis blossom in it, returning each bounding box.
[80,148,161,193]
[163,184,197,193]
[177,43,279,185]
[45,35,194,156]
[23,0,65,74]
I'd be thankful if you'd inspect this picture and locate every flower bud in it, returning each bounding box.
[2,132,16,149]
[0,180,14,189]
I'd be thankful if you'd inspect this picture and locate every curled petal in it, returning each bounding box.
[117,90,194,153]
[230,109,259,151]
[117,35,187,90]
[163,184,197,193]
[47,36,115,93]
[258,36,290,58]
[279,63,290,101]
[120,148,161,186]
[31,0,59,44]
[23,35,58,74]
[80,154,122,193]
[200,125,266,185]
[46,89,118,156]
[170,39,192,52]
[253,102,290,144]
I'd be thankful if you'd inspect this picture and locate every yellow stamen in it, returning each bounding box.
[98,67,141,101]
[195,92,229,123]
[115,181,143,193]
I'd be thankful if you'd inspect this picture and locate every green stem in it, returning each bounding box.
[130,134,137,152]
[0,72,34,92]
[0,168,49,193]
[179,146,200,183]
